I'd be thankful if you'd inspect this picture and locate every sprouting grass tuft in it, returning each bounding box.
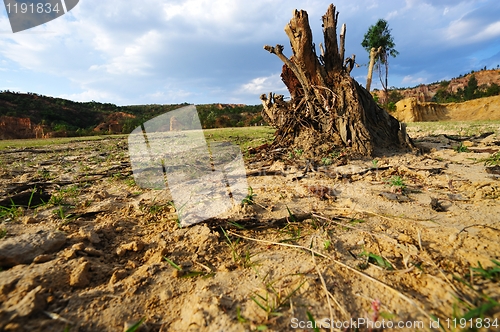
[454,142,469,153]
[469,259,500,282]
[241,186,256,206]
[306,311,321,332]
[251,276,307,322]
[387,175,407,192]
[359,250,394,270]
[125,317,146,332]
[321,157,332,166]
[236,306,247,323]
[452,259,500,322]
[0,201,24,221]
[221,227,258,269]
[481,151,500,166]
[163,256,182,271]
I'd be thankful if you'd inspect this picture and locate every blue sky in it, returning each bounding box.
[1,0,500,106]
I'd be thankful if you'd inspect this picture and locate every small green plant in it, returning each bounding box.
[323,240,331,250]
[0,201,24,221]
[371,159,379,168]
[37,168,52,180]
[125,317,146,332]
[481,151,500,166]
[148,203,166,215]
[306,311,321,332]
[469,260,500,282]
[359,250,394,270]
[236,306,247,323]
[453,261,500,322]
[124,177,136,187]
[279,223,301,243]
[167,200,187,228]
[285,205,297,222]
[0,228,7,239]
[251,276,307,322]
[388,175,407,192]
[27,188,37,209]
[221,227,257,269]
[163,256,213,278]
[321,157,332,166]
[49,193,65,206]
[55,206,74,227]
[294,149,303,157]
[163,256,182,271]
[241,187,256,206]
[454,142,469,153]
[329,150,340,159]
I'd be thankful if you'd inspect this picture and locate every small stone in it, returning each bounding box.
[398,234,413,243]
[72,243,85,251]
[448,233,458,244]
[60,249,77,260]
[0,230,66,268]
[33,254,53,264]
[125,260,138,269]
[462,140,474,147]
[172,269,183,278]
[122,241,145,252]
[4,323,21,331]
[351,174,361,181]
[116,247,127,257]
[79,225,100,244]
[22,216,38,224]
[70,260,91,288]
[84,247,103,257]
[109,269,128,285]
[218,264,230,272]
[159,290,173,301]
[9,285,45,318]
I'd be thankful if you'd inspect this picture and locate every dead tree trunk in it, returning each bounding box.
[366,46,382,92]
[260,4,413,158]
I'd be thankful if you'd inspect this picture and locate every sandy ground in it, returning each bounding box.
[1,124,499,331]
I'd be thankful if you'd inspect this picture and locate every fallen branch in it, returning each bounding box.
[204,213,312,230]
[444,132,494,142]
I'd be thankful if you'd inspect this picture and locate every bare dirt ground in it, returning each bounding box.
[1,123,500,332]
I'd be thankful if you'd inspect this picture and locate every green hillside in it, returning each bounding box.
[0,91,264,137]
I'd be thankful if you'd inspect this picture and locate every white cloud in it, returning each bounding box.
[1,0,499,105]
[59,89,122,104]
[143,88,193,104]
[401,75,427,85]
[237,73,286,95]
[95,30,163,75]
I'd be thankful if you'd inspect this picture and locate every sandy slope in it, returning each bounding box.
[394,95,500,122]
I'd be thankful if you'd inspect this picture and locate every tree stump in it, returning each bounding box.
[260,4,413,158]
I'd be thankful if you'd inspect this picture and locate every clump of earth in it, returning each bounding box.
[0,123,499,331]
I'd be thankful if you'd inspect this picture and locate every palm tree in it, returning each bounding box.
[362,19,399,103]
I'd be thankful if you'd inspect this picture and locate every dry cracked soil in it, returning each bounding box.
[1,124,500,331]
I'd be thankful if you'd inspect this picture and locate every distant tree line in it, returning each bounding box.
[431,75,500,103]
[0,91,265,137]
